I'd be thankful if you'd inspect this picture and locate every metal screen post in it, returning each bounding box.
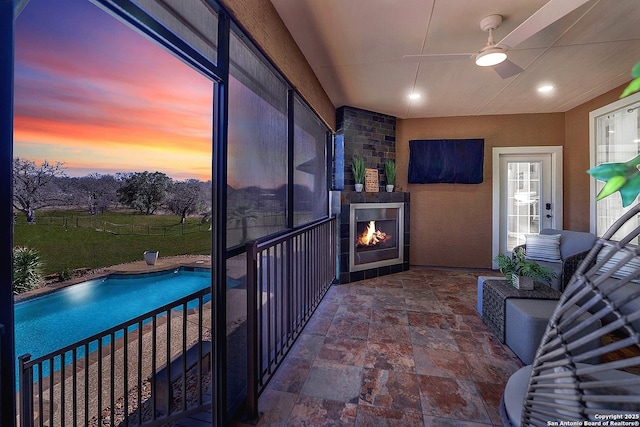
[245,241,261,424]
[0,323,3,423]
[19,354,33,427]
[1,1,16,424]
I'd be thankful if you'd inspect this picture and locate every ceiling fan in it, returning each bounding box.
[403,0,592,79]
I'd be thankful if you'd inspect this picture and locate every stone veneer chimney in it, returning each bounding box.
[336,106,397,191]
[335,106,409,283]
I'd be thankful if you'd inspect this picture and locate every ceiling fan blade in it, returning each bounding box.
[492,59,524,79]
[497,0,591,50]
[402,53,474,62]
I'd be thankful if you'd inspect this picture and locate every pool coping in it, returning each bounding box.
[14,255,212,303]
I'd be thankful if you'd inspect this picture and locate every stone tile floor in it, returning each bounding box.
[240,267,525,426]
[181,267,524,426]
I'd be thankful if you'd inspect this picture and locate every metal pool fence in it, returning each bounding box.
[18,288,211,427]
[18,216,210,236]
[16,215,337,426]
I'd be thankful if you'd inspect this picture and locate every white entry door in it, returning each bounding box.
[492,147,563,266]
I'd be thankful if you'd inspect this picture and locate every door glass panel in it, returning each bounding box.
[507,161,541,251]
[594,101,640,241]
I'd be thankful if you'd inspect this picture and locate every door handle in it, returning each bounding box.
[546,214,553,218]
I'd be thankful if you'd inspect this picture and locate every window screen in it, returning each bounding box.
[293,94,328,225]
[227,30,288,246]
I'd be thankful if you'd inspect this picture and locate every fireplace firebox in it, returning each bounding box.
[349,202,404,272]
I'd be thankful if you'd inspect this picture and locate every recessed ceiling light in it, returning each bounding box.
[537,85,554,93]
[408,93,421,100]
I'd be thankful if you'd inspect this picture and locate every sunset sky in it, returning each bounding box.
[14,0,214,181]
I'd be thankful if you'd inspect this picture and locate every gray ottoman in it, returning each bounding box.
[505,298,601,364]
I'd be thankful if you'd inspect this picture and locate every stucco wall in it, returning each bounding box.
[220,0,336,130]
[563,83,628,232]
[396,82,631,269]
[396,114,565,268]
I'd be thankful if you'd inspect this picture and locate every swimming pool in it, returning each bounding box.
[14,268,212,387]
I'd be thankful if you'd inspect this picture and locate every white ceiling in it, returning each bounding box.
[270,0,640,119]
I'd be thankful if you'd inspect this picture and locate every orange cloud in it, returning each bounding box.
[14,0,214,181]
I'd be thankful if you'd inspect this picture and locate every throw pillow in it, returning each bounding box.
[525,233,561,262]
[596,246,640,281]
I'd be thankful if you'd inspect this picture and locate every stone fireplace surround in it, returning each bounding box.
[335,106,410,283]
[335,105,409,283]
[339,191,410,283]
[349,201,404,272]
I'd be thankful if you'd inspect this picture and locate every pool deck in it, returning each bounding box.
[15,255,212,302]
[15,255,215,425]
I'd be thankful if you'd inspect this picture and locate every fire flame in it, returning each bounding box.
[356,220,390,247]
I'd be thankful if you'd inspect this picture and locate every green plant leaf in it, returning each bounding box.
[632,61,640,79]
[620,77,640,99]
[587,163,629,180]
[625,154,640,168]
[619,172,640,207]
[596,175,627,201]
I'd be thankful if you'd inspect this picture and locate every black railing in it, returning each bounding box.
[245,217,337,421]
[18,286,211,427]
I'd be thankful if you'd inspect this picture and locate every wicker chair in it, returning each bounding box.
[501,205,640,426]
[513,229,597,291]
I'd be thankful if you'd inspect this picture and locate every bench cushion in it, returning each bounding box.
[505,299,601,365]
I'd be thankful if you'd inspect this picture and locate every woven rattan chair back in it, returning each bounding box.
[521,203,640,426]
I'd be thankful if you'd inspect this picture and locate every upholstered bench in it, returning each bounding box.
[505,299,601,364]
[478,278,561,343]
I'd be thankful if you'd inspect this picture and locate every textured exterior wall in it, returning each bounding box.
[397,113,565,269]
[563,82,628,232]
[220,0,336,130]
[336,106,396,192]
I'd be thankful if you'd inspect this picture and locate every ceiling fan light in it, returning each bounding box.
[475,47,507,67]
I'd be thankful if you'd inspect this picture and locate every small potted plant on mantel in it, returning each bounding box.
[493,250,556,290]
[384,159,396,192]
[352,156,366,192]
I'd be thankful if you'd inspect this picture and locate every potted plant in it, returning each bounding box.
[384,159,396,192]
[352,156,366,192]
[493,250,556,290]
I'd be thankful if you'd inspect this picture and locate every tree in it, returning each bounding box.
[13,158,67,223]
[166,179,209,223]
[71,174,120,214]
[117,171,172,215]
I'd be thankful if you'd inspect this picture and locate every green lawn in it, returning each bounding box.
[13,210,211,275]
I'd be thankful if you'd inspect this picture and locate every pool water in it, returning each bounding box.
[14,268,212,387]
